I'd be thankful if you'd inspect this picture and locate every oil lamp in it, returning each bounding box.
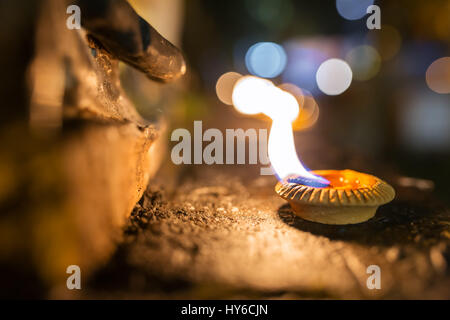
[275,170,395,225]
[232,76,395,225]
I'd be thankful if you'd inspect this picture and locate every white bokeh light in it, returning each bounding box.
[316,58,353,95]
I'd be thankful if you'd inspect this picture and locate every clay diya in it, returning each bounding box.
[275,169,395,225]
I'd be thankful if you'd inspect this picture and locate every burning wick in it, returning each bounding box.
[232,76,395,225]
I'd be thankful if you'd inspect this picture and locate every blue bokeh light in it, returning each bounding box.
[282,45,329,95]
[336,0,374,21]
[245,42,287,78]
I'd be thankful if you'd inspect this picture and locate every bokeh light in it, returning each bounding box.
[296,92,320,130]
[433,2,450,41]
[245,0,294,31]
[282,42,331,95]
[245,42,287,78]
[215,72,243,105]
[426,57,450,94]
[278,83,305,111]
[316,59,353,95]
[399,89,450,152]
[345,45,381,81]
[336,0,374,21]
[366,25,402,61]
[279,84,320,131]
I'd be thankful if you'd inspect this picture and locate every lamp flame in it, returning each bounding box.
[232,76,329,186]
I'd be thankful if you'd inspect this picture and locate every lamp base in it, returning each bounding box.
[288,202,377,225]
[276,169,395,225]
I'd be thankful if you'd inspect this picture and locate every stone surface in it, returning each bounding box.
[86,165,450,299]
[0,0,178,297]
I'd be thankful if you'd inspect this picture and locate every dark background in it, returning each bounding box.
[178,0,450,202]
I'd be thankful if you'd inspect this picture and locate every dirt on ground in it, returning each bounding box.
[85,164,450,299]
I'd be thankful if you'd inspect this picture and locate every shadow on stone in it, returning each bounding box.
[277,200,450,247]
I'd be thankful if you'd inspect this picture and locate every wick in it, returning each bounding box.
[287,175,330,188]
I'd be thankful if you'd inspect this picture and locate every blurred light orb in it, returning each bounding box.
[282,44,329,95]
[278,83,305,110]
[245,0,294,31]
[426,57,450,94]
[278,85,319,131]
[245,42,287,78]
[345,45,381,81]
[433,4,450,41]
[215,72,243,105]
[294,92,320,131]
[366,25,402,61]
[400,90,450,151]
[316,59,353,95]
[336,0,374,20]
